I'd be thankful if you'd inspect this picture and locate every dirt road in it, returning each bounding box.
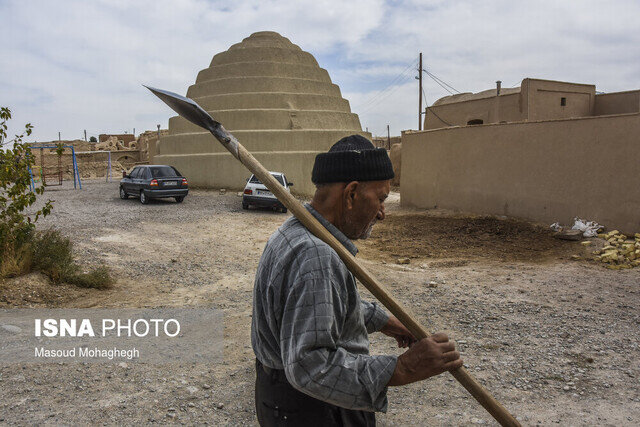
[1,181,639,425]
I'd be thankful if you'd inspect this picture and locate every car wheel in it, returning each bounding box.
[281,207,288,213]
[140,190,149,204]
[119,186,128,199]
[242,203,248,210]
[175,196,185,203]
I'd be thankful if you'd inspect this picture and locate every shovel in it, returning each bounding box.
[145,85,521,427]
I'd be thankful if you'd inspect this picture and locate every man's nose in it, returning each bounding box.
[377,204,385,220]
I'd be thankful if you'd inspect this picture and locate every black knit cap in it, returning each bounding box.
[311,134,395,184]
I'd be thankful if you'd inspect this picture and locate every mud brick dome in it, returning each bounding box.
[155,31,371,195]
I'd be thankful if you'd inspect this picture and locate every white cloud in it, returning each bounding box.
[1,0,639,142]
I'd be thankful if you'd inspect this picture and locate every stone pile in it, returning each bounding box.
[592,231,640,269]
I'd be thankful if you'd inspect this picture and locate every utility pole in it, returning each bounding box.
[133,127,136,138]
[84,129,87,141]
[387,124,391,150]
[418,52,423,131]
[157,124,160,139]
[58,132,61,142]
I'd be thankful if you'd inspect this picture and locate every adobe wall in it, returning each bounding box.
[523,79,595,121]
[372,136,401,149]
[136,130,167,164]
[29,139,95,152]
[595,90,640,116]
[401,113,640,233]
[424,93,523,129]
[27,132,159,179]
[389,143,401,186]
[425,79,598,130]
[30,151,137,180]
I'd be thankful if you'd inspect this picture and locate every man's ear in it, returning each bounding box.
[342,181,359,210]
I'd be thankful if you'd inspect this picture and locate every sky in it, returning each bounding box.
[1,0,639,142]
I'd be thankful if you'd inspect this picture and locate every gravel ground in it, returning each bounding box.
[1,180,639,425]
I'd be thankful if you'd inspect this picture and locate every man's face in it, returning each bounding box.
[342,180,390,240]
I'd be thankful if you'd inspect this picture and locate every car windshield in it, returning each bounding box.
[250,174,285,186]
[149,166,178,178]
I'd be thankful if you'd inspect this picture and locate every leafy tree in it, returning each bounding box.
[0,107,53,272]
[89,136,97,142]
[55,142,65,157]
[0,108,112,288]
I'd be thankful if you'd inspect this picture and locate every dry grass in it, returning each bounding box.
[1,227,113,289]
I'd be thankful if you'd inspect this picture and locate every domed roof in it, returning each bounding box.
[156,31,370,195]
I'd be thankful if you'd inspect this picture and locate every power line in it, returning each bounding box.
[353,59,418,111]
[422,68,461,94]
[422,87,453,127]
[428,70,461,93]
[355,66,416,113]
[358,72,415,115]
[425,72,455,95]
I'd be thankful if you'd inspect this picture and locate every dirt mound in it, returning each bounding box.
[360,213,581,264]
[0,273,92,307]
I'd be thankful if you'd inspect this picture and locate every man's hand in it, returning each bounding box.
[387,332,463,386]
[380,315,417,348]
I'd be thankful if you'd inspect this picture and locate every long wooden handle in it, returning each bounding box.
[211,125,520,426]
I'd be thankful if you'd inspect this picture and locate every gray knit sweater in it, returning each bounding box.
[251,204,397,412]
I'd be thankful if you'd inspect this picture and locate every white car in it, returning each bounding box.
[242,171,293,213]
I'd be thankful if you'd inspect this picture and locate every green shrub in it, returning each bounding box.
[31,229,76,283]
[1,106,52,272]
[1,108,111,290]
[66,265,113,290]
[30,229,113,289]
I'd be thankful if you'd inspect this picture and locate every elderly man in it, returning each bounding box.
[251,135,462,426]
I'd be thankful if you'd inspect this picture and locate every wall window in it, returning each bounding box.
[467,119,483,125]
[560,97,567,106]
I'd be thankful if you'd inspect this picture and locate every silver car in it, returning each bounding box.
[242,171,292,213]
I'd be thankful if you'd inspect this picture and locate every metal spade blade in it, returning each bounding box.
[143,85,219,133]
[144,85,239,158]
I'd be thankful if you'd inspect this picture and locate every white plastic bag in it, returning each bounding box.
[550,222,563,232]
[571,218,601,238]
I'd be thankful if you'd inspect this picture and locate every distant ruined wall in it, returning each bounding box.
[402,113,640,233]
[99,134,136,145]
[29,140,95,152]
[28,132,158,179]
[31,151,134,180]
[137,130,167,164]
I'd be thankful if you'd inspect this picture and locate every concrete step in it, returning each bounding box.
[228,32,302,51]
[187,76,341,98]
[191,93,352,112]
[210,47,318,67]
[196,62,330,84]
[168,109,362,134]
